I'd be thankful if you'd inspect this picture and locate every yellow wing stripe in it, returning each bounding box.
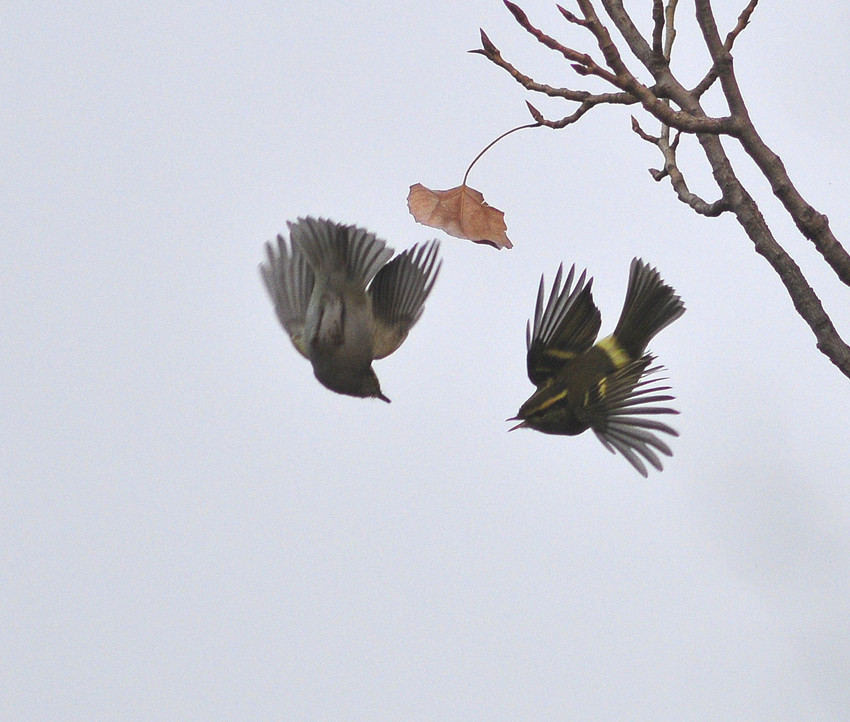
[596,336,631,369]
[535,387,569,411]
[544,349,579,360]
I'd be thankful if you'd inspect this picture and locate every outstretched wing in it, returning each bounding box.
[583,358,680,477]
[369,240,441,359]
[260,234,315,357]
[526,264,601,386]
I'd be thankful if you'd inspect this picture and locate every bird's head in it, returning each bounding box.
[507,384,585,436]
[359,367,391,403]
[313,363,390,403]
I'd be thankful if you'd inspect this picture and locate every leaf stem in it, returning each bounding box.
[462,122,541,185]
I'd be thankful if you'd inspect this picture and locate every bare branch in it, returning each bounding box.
[663,0,679,61]
[697,131,850,376]
[472,30,635,105]
[725,0,759,50]
[528,101,594,129]
[630,116,659,143]
[477,1,737,135]
[631,117,729,216]
[694,0,850,287]
[596,0,657,71]
[556,4,590,28]
[693,0,758,97]
[651,0,665,57]
[476,0,850,377]
[503,1,619,85]
[579,0,737,134]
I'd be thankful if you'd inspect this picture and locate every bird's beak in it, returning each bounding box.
[377,392,391,403]
[506,416,526,432]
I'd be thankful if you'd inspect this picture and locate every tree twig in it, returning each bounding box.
[693,0,850,288]
[475,0,850,378]
[631,117,729,216]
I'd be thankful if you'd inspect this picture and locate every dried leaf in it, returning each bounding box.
[407,183,513,249]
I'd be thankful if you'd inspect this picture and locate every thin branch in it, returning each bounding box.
[556,4,590,28]
[694,0,850,287]
[630,116,659,143]
[725,0,759,49]
[481,0,737,135]
[651,0,665,57]
[577,0,737,134]
[659,1,679,147]
[696,130,850,376]
[631,117,729,216]
[476,0,850,377]
[528,101,594,129]
[472,31,635,105]
[503,0,619,85]
[663,0,679,61]
[597,0,658,71]
[693,0,758,97]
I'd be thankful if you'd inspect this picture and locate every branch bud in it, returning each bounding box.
[525,101,545,123]
[478,29,498,55]
[504,0,529,25]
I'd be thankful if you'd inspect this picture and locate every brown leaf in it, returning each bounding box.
[407,183,513,249]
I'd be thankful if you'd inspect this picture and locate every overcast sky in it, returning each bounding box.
[4,1,850,719]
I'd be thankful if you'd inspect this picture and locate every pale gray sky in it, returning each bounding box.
[4,1,850,719]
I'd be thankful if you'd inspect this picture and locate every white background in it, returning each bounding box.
[4,1,850,719]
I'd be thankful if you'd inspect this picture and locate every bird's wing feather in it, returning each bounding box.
[370,240,441,359]
[583,359,680,477]
[526,264,602,386]
[260,234,314,357]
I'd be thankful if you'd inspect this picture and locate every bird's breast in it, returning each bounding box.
[306,289,374,363]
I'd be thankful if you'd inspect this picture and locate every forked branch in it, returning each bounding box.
[475,0,850,379]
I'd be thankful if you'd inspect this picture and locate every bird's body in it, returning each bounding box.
[306,287,376,397]
[510,259,685,476]
[517,344,627,436]
[261,217,441,401]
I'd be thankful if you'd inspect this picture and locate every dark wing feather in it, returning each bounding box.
[370,240,441,359]
[612,258,686,358]
[584,359,680,477]
[526,264,601,386]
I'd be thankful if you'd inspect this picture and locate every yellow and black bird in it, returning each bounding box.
[509,258,685,476]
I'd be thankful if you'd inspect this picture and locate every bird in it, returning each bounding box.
[260,216,441,402]
[508,258,685,476]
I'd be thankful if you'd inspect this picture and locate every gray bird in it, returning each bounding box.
[260,217,441,402]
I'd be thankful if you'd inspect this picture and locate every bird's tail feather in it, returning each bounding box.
[611,258,685,359]
[289,217,393,290]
